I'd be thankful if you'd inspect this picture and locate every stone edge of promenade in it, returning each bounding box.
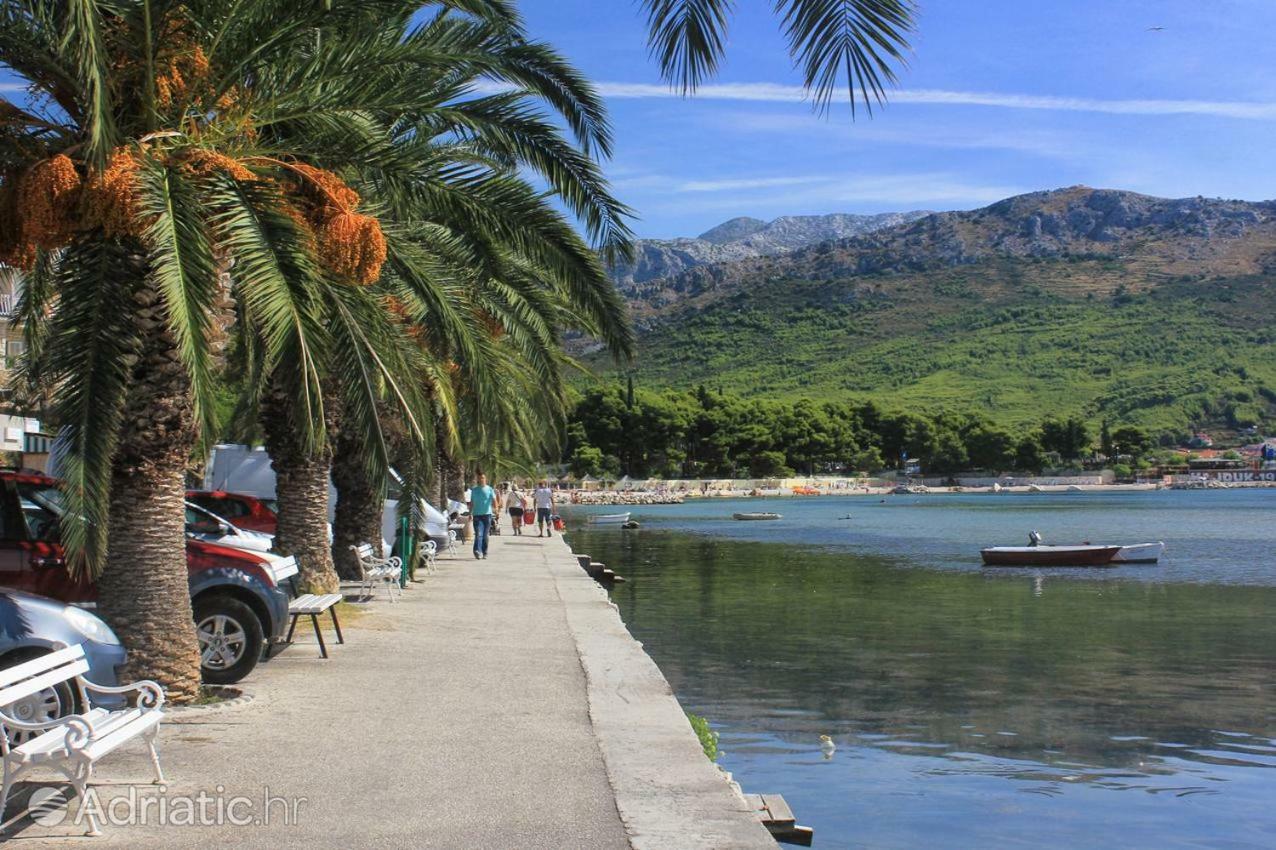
[547,537,777,850]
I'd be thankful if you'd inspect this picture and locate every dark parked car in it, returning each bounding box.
[0,589,127,740]
[0,470,291,684]
[186,490,279,535]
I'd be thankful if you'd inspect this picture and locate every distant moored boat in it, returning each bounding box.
[733,512,781,521]
[981,545,1123,567]
[588,512,631,525]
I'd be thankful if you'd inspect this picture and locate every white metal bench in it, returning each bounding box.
[0,645,165,836]
[420,539,438,574]
[272,557,344,658]
[348,543,401,602]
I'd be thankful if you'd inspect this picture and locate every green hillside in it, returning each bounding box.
[589,261,1276,439]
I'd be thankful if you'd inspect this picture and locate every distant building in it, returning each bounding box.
[0,269,22,393]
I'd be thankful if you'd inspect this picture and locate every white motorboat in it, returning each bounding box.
[588,512,631,525]
[733,512,781,521]
[1111,542,1165,563]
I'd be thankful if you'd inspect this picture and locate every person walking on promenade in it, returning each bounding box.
[507,484,526,535]
[468,472,497,559]
[533,480,556,537]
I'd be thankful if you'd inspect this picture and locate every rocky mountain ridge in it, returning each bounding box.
[622,187,1276,313]
[609,210,931,289]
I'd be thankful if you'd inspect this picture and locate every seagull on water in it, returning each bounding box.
[820,735,836,759]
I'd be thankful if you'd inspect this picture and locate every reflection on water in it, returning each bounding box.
[569,492,1276,849]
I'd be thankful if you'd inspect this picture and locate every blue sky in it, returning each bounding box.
[519,0,1276,238]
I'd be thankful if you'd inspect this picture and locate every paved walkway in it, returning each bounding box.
[5,533,774,849]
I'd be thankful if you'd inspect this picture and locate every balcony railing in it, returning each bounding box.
[0,293,17,317]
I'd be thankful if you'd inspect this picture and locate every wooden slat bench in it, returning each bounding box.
[0,645,165,836]
[285,594,345,659]
[272,556,344,659]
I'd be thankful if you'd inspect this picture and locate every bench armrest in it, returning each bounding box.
[0,709,95,752]
[82,679,165,711]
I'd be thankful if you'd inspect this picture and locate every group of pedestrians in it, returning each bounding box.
[465,473,556,559]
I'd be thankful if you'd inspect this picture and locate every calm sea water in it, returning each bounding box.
[566,490,1276,850]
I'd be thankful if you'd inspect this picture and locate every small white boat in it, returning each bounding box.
[1111,542,1165,563]
[588,512,631,525]
[733,512,781,521]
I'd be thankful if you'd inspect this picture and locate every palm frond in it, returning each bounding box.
[40,239,143,576]
[136,158,220,444]
[642,0,733,96]
[776,0,914,114]
[61,0,117,165]
[206,177,329,453]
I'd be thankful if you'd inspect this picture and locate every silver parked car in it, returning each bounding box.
[0,590,126,740]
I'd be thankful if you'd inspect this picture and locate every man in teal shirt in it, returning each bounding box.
[467,472,498,559]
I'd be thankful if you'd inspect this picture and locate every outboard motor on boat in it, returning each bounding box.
[1028,530,1043,547]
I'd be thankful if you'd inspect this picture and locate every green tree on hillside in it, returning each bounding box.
[1014,436,1045,473]
[1111,426,1152,459]
[1040,417,1092,460]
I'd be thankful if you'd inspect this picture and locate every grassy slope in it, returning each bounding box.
[596,258,1276,435]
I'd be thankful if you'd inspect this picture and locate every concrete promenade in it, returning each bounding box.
[5,534,774,849]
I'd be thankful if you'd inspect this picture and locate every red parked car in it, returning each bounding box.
[186,490,279,535]
[0,471,293,683]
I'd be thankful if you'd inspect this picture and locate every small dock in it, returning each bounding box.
[745,793,814,846]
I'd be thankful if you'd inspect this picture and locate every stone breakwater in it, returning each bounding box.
[569,491,685,506]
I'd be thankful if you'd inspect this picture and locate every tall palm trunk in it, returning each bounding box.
[438,429,464,509]
[261,379,340,594]
[97,276,203,704]
[331,425,383,579]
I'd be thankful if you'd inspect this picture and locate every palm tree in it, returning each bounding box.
[246,6,635,584]
[2,0,630,699]
[642,0,916,112]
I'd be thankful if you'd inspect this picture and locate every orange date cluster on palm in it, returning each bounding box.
[0,149,148,266]
[0,152,387,286]
[286,163,387,285]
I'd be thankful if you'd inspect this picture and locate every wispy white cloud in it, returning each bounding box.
[678,175,826,193]
[589,81,1276,121]
[630,170,1025,216]
[716,111,1080,159]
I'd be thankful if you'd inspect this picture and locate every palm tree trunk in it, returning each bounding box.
[260,378,340,594]
[331,426,383,579]
[96,276,203,704]
[439,432,464,508]
[438,436,468,541]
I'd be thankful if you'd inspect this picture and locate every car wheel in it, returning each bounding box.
[193,596,264,685]
[0,650,79,746]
